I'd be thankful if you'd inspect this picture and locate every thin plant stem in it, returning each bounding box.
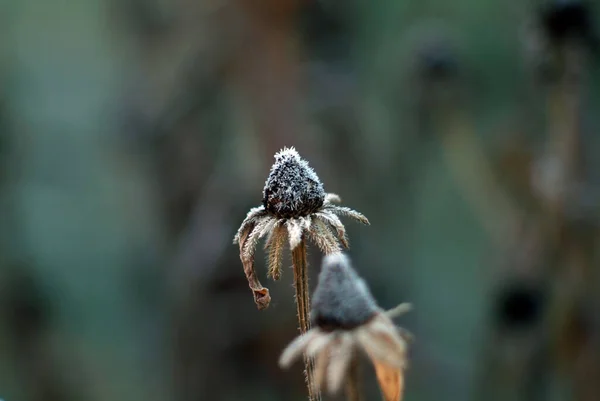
[292,238,321,401]
[345,356,363,401]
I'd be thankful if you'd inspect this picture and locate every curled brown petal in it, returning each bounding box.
[373,360,404,401]
[239,222,271,310]
[251,286,271,310]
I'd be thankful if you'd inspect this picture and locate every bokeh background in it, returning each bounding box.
[1,0,600,400]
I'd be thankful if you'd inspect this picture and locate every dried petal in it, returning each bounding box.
[233,206,268,244]
[385,303,413,319]
[373,360,404,401]
[279,329,321,368]
[356,316,407,370]
[324,205,370,225]
[396,327,415,344]
[307,218,342,255]
[305,332,334,358]
[238,222,271,310]
[313,345,331,392]
[326,334,354,394]
[315,212,349,248]
[241,217,277,262]
[286,218,304,250]
[265,221,287,280]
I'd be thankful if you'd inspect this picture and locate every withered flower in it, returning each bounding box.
[233,147,369,401]
[279,253,413,401]
[233,146,369,309]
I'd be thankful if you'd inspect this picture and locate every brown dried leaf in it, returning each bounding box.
[373,361,404,401]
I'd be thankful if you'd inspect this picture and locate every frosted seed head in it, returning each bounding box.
[311,253,379,330]
[262,147,325,218]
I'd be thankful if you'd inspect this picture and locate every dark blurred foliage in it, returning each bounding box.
[1,0,600,401]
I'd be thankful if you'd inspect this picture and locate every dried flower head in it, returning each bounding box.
[279,254,413,401]
[233,147,369,309]
[263,147,325,218]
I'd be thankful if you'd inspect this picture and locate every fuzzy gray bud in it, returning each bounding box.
[311,253,379,330]
[262,147,325,218]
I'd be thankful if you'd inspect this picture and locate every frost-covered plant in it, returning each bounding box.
[234,147,369,308]
[234,147,369,401]
[280,253,413,401]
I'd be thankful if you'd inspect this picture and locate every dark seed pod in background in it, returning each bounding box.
[409,27,464,110]
[1,269,51,345]
[416,39,460,82]
[492,280,548,332]
[540,0,597,49]
[311,253,379,331]
[298,0,352,62]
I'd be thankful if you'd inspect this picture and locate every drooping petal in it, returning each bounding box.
[384,304,414,342]
[265,220,287,280]
[324,205,370,225]
[238,220,271,310]
[326,333,354,394]
[368,315,408,349]
[263,219,284,250]
[313,345,331,393]
[307,217,342,255]
[241,216,277,263]
[233,206,268,244]
[373,360,404,401]
[396,327,415,344]
[286,218,304,250]
[305,332,334,358]
[369,316,407,362]
[279,329,322,368]
[314,211,349,248]
[356,316,407,369]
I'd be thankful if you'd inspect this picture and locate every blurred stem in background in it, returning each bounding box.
[0,1,170,400]
[412,31,550,401]
[536,2,600,400]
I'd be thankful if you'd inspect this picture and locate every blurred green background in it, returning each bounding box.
[1,0,600,400]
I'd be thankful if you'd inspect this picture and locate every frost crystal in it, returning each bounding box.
[262,147,325,218]
[311,253,378,330]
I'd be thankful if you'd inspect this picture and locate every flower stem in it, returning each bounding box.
[345,356,363,401]
[292,239,321,401]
